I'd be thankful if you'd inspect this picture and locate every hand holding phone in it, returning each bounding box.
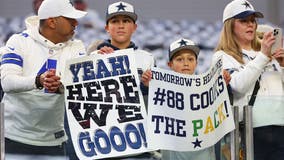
[271,28,283,54]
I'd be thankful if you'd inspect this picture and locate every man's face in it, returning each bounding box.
[49,16,78,43]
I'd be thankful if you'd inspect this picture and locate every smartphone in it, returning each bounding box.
[271,28,282,54]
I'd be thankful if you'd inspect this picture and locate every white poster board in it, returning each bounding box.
[147,58,235,151]
[63,49,149,159]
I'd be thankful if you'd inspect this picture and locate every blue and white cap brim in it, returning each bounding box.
[106,12,137,22]
[234,10,263,19]
[222,0,264,23]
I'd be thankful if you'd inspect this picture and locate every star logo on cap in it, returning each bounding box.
[116,2,127,11]
[242,1,251,9]
[192,138,202,149]
[178,39,188,47]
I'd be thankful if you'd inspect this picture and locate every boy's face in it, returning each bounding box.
[168,50,197,75]
[105,15,137,47]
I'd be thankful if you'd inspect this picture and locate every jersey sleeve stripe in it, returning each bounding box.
[1,53,23,67]
[2,53,23,61]
[1,59,23,67]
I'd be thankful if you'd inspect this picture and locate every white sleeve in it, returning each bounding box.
[1,36,36,93]
[215,51,270,95]
[1,65,35,93]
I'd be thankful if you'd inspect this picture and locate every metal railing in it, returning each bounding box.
[229,105,254,160]
[0,103,4,160]
[230,106,239,160]
[243,105,254,160]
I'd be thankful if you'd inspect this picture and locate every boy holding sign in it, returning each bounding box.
[89,1,157,159]
[89,1,155,106]
[142,38,231,160]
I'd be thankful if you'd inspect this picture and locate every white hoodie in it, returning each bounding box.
[213,49,284,128]
[1,16,86,146]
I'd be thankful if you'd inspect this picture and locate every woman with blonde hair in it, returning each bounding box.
[213,0,284,159]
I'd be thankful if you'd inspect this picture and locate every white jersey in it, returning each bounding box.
[0,16,86,146]
[213,49,284,127]
[132,49,155,109]
[132,49,155,76]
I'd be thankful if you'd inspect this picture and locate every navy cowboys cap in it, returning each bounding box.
[106,1,137,22]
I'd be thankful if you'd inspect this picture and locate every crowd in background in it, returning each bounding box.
[0,0,284,160]
[0,1,277,74]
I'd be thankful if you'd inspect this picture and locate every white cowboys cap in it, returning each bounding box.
[106,1,137,22]
[38,0,87,20]
[168,38,200,60]
[222,0,263,23]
